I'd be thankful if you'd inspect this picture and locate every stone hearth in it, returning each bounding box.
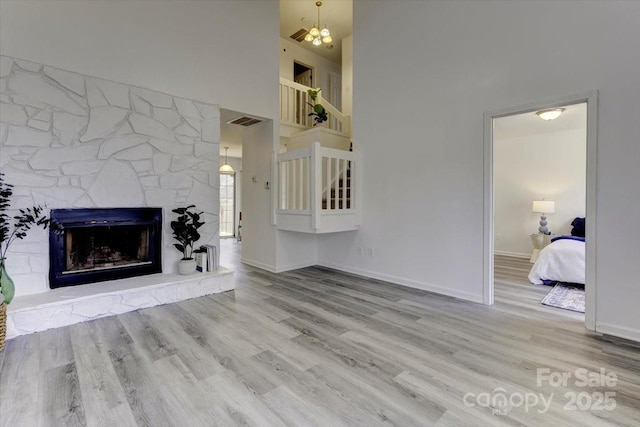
[6,268,234,339]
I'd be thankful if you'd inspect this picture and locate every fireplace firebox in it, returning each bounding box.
[49,208,162,288]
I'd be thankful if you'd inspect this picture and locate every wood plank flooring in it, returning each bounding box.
[0,246,638,426]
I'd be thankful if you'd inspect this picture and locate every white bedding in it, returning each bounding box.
[528,239,585,285]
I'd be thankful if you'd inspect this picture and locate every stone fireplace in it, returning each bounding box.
[1,54,221,297]
[1,55,234,340]
[49,208,163,288]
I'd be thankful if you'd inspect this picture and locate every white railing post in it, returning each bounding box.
[311,142,321,230]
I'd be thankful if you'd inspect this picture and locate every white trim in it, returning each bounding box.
[241,257,316,274]
[319,261,484,304]
[596,323,640,343]
[241,258,278,273]
[493,250,530,259]
[584,94,598,332]
[274,261,317,273]
[483,91,598,333]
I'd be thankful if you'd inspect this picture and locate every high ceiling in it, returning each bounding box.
[220,1,353,159]
[280,0,353,64]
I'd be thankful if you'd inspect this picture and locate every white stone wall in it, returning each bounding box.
[0,55,220,297]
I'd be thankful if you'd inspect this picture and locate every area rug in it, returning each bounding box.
[541,283,585,313]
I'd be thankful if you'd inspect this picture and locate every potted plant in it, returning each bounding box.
[0,173,49,305]
[170,205,204,275]
[307,89,328,126]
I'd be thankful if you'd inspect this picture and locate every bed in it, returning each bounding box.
[528,218,586,285]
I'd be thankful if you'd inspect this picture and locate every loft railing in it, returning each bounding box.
[277,142,359,232]
[279,78,351,136]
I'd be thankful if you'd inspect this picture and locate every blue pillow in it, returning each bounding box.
[571,217,585,237]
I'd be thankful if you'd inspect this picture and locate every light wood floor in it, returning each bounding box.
[1,246,638,426]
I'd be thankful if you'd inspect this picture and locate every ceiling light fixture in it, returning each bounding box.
[535,108,565,121]
[304,1,332,46]
[219,147,234,173]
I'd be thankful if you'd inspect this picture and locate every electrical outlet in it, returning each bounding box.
[367,248,374,257]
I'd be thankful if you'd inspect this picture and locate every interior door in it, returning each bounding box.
[294,63,314,126]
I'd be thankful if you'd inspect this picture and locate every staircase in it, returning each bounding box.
[322,152,352,210]
[277,79,358,234]
[276,142,360,234]
[279,78,351,137]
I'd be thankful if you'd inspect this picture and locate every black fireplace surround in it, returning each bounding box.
[49,208,162,289]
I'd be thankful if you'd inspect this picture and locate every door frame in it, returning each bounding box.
[219,171,237,238]
[482,91,598,331]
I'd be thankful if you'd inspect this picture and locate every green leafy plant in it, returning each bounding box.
[170,205,204,260]
[0,173,49,259]
[307,89,328,126]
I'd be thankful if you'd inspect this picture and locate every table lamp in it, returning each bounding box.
[532,200,555,235]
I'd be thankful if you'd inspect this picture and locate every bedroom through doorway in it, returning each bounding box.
[484,93,597,329]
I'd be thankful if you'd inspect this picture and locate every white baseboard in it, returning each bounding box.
[241,257,317,274]
[240,258,277,273]
[596,322,640,343]
[318,261,484,304]
[274,261,317,273]
[494,250,530,259]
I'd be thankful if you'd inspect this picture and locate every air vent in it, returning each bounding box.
[227,116,263,127]
[290,28,309,42]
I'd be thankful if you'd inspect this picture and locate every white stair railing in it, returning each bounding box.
[277,142,357,232]
[279,78,351,136]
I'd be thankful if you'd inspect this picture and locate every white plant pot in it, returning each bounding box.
[178,259,196,275]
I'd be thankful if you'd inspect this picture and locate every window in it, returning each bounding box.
[219,173,235,237]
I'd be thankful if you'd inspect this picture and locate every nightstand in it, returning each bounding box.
[530,233,551,263]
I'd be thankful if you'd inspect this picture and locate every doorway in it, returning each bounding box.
[483,92,598,330]
[293,61,314,87]
[219,172,236,238]
[294,61,314,127]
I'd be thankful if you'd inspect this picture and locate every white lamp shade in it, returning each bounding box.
[532,200,555,213]
[219,163,234,173]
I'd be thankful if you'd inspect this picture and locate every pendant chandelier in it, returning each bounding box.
[219,147,234,173]
[304,1,332,46]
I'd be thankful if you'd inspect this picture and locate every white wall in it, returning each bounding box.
[495,128,586,257]
[1,0,282,272]
[240,122,277,270]
[320,1,640,341]
[280,38,341,105]
[0,0,279,120]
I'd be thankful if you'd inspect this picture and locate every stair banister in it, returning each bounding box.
[275,141,359,234]
[279,77,351,136]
